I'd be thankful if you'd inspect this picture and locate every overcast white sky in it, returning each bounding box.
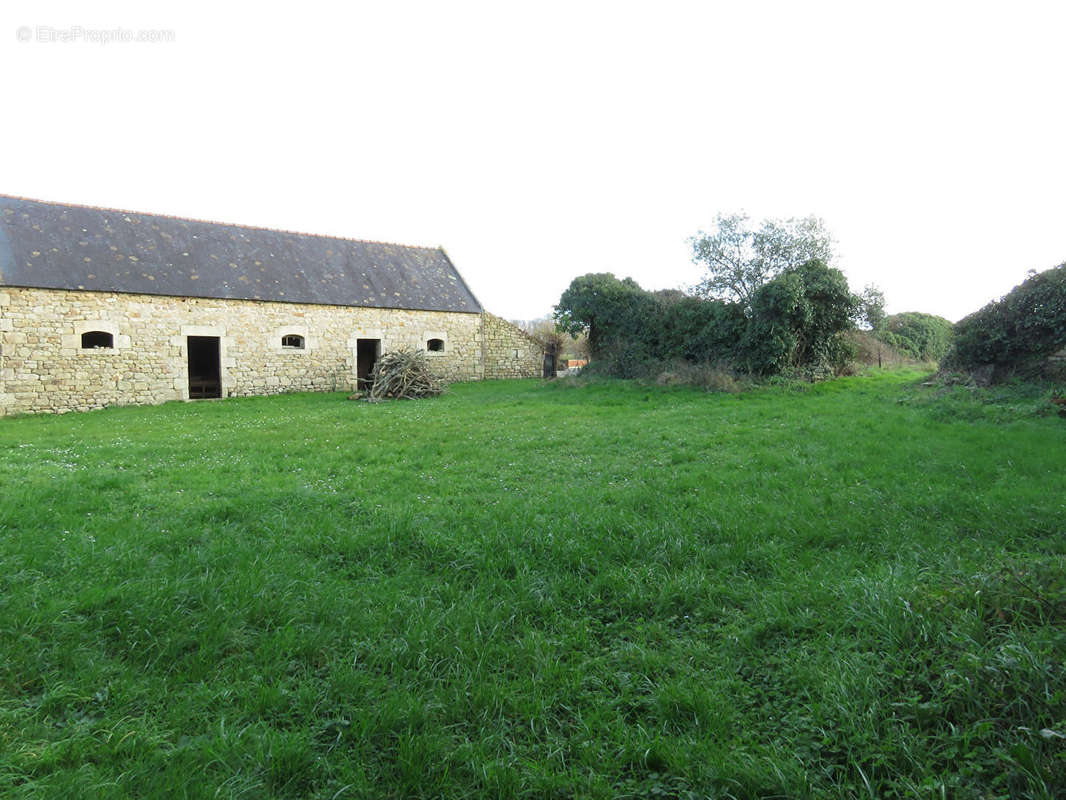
[2,1,1064,322]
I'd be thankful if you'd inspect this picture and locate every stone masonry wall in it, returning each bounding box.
[1047,346,1066,380]
[0,287,485,415]
[481,312,545,379]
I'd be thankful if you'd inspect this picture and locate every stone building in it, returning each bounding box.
[0,195,544,415]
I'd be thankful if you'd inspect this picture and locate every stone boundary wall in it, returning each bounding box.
[1047,346,1066,380]
[0,287,485,415]
[481,312,545,379]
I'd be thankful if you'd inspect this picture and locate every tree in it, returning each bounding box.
[856,284,887,331]
[690,213,835,306]
[875,312,954,361]
[553,273,657,355]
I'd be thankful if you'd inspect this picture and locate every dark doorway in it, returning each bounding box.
[356,338,380,391]
[187,336,221,399]
[543,345,557,379]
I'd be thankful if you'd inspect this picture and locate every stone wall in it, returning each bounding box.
[480,312,545,379]
[1047,346,1066,380]
[0,287,491,415]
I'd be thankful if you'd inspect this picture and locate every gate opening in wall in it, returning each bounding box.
[356,338,380,391]
[543,344,557,378]
[187,336,222,399]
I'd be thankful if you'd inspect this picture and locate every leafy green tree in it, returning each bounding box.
[690,213,835,306]
[875,312,954,361]
[554,273,658,356]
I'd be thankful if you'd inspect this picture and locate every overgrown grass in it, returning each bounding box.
[1,369,1063,798]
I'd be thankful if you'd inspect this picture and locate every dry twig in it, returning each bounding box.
[366,348,446,401]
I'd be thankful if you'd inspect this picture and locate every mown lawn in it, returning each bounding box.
[0,371,1063,798]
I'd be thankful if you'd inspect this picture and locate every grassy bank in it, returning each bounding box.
[1,370,1063,798]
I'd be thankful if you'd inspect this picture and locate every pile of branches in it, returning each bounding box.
[366,348,446,401]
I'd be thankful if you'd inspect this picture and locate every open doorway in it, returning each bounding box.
[543,344,557,378]
[187,336,221,399]
[356,338,380,391]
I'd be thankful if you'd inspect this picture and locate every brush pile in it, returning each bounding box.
[366,348,446,401]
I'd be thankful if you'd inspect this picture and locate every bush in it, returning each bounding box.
[943,264,1066,378]
[827,331,858,376]
[739,260,858,375]
[555,274,745,377]
[590,340,658,379]
[875,312,954,361]
[655,293,746,364]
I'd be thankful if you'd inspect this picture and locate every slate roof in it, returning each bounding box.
[0,195,482,313]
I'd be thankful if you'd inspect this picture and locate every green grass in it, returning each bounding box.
[1,369,1063,798]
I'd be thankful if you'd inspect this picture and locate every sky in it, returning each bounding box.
[2,1,1064,323]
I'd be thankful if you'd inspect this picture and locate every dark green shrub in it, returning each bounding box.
[739,272,805,374]
[656,294,746,363]
[593,340,658,379]
[944,264,1066,376]
[827,331,859,376]
[793,259,858,364]
[555,274,744,377]
[554,273,660,355]
[739,260,857,375]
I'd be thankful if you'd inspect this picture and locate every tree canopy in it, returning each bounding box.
[553,273,656,355]
[690,213,834,306]
[875,312,954,362]
[856,285,887,331]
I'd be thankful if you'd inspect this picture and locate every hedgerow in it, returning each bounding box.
[943,263,1066,376]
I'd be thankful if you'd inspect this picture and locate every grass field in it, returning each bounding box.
[1,370,1064,798]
